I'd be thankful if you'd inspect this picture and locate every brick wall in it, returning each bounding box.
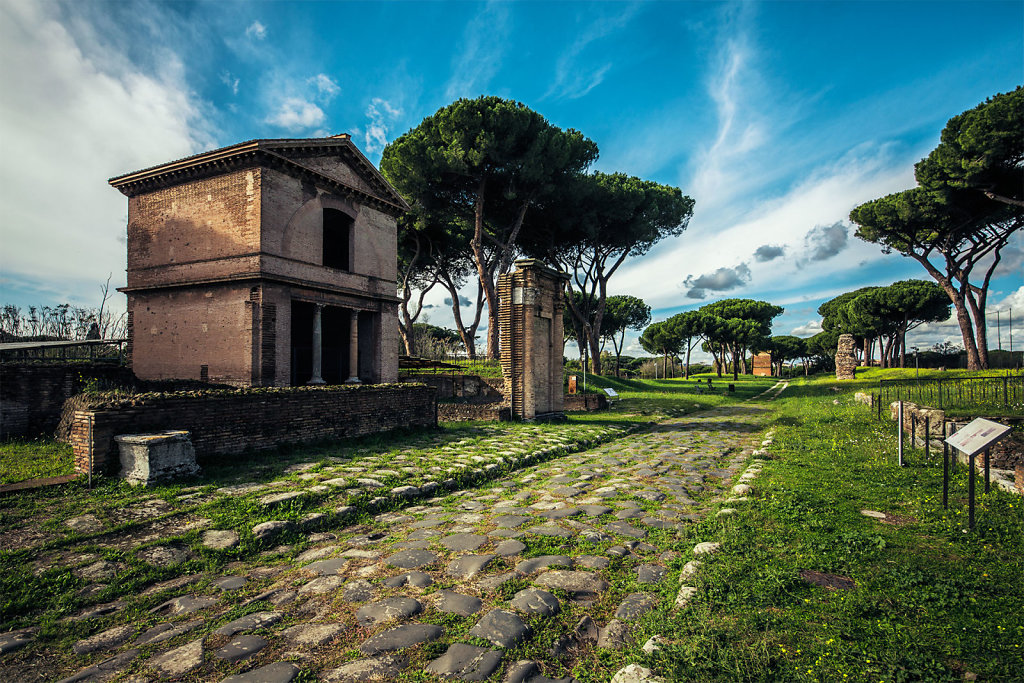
[563,394,608,411]
[437,403,510,422]
[69,384,437,476]
[0,364,134,439]
[401,374,505,401]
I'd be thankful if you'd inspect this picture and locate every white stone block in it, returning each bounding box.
[115,431,199,486]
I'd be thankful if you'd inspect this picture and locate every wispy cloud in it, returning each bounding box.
[790,320,822,337]
[266,97,325,131]
[545,4,640,100]
[309,73,339,101]
[364,97,402,154]
[220,70,239,95]
[444,1,510,101]
[246,21,267,40]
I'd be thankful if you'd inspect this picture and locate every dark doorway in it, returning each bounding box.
[290,301,351,385]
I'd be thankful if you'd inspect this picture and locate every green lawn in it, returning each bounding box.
[0,439,74,485]
[649,375,1024,682]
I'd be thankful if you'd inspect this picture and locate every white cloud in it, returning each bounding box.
[220,70,239,95]
[545,5,639,100]
[790,320,822,337]
[364,97,402,154]
[798,221,849,264]
[246,21,267,40]
[266,97,325,131]
[444,1,510,101]
[0,1,212,309]
[309,73,339,101]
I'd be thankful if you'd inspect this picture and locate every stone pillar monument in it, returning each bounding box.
[498,259,567,421]
[835,333,857,380]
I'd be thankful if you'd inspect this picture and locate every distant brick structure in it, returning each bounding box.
[835,334,857,380]
[498,259,567,421]
[69,384,436,476]
[109,136,407,387]
[752,352,773,377]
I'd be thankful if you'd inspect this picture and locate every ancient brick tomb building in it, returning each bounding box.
[109,136,407,386]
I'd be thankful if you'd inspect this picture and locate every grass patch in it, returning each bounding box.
[0,438,74,484]
[654,377,1024,681]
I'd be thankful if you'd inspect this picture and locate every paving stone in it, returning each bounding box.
[342,579,375,602]
[636,564,668,584]
[534,571,609,594]
[580,529,613,543]
[55,648,140,683]
[252,520,294,541]
[65,514,103,534]
[477,572,516,593]
[494,514,532,528]
[356,597,423,627]
[610,664,666,683]
[136,619,203,646]
[302,558,349,576]
[151,594,219,617]
[75,560,124,581]
[693,542,721,556]
[215,634,268,662]
[675,585,698,608]
[440,533,489,552]
[359,623,443,655]
[72,624,135,655]
[527,524,574,538]
[539,507,582,519]
[392,540,432,550]
[212,576,247,591]
[642,635,666,653]
[468,609,529,648]
[425,643,504,681]
[433,590,483,616]
[0,628,36,655]
[385,548,438,569]
[579,505,612,517]
[322,654,408,682]
[574,555,610,570]
[280,622,346,647]
[448,553,497,579]
[615,593,659,620]
[731,484,752,495]
[214,611,282,636]
[860,509,887,519]
[298,575,346,594]
[515,555,573,574]
[597,619,630,649]
[494,539,527,556]
[606,521,647,538]
[511,588,561,617]
[139,573,203,597]
[259,491,303,507]
[382,571,434,588]
[149,637,204,677]
[202,529,240,549]
[222,661,301,683]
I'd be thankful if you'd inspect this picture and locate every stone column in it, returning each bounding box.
[308,304,326,385]
[345,310,361,384]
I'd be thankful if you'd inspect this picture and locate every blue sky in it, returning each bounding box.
[1,0,1021,356]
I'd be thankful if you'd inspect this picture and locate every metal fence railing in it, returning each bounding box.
[879,374,1024,414]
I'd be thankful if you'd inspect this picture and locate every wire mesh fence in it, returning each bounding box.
[879,374,1024,415]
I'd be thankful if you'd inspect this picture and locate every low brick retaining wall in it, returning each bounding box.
[438,402,510,422]
[69,384,437,476]
[564,394,608,411]
[401,374,504,401]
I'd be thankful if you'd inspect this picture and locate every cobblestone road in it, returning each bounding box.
[3,400,777,683]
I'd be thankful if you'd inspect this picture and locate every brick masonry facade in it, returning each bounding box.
[69,384,436,476]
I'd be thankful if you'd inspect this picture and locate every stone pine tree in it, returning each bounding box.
[381,96,599,361]
[851,89,1023,369]
[698,299,784,380]
[600,295,651,378]
[524,172,693,374]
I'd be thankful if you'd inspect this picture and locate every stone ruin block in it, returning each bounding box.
[835,333,857,380]
[115,430,200,486]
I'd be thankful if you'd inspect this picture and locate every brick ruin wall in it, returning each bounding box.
[835,333,857,380]
[563,394,609,412]
[400,374,504,401]
[69,384,436,476]
[437,403,511,422]
[0,364,134,439]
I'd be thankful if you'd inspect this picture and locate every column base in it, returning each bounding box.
[307,378,326,385]
[344,377,361,384]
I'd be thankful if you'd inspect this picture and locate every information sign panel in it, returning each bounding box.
[945,418,1012,457]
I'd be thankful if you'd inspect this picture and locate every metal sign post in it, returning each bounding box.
[897,400,904,467]
[945,418,1012,530]
[941,421,949,509]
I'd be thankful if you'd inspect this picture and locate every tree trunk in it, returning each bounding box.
[684,340,692,380]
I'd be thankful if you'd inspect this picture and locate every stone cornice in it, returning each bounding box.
[108,137,410,217]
